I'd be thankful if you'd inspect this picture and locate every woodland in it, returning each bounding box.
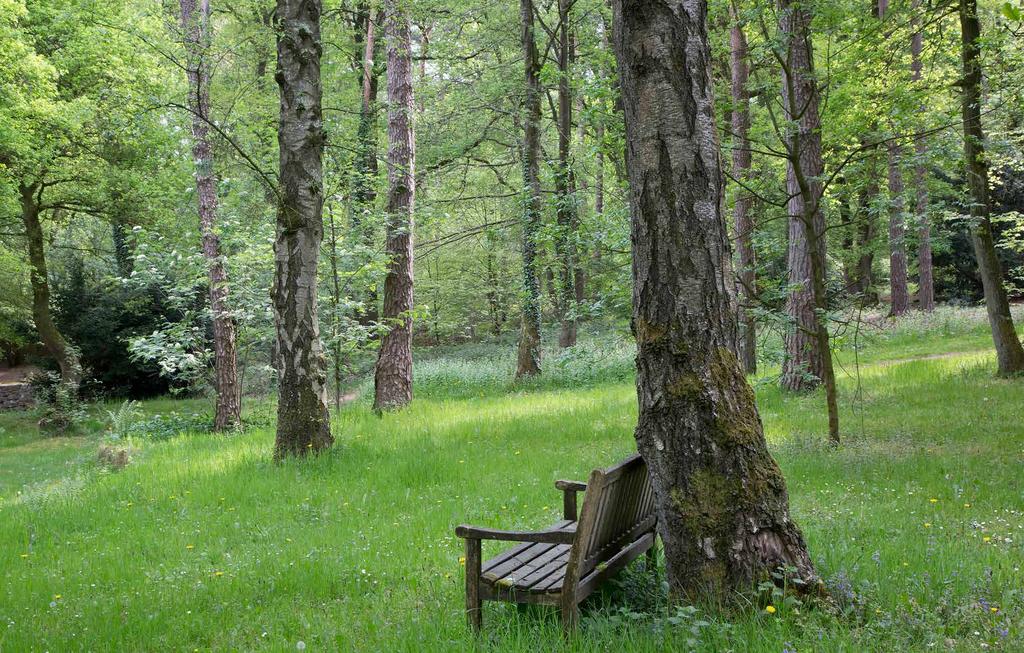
[1,0,1024,650]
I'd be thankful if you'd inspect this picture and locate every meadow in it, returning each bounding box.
[1,307,1022,652]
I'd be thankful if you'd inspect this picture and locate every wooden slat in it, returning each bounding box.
[480,519,573,574]
[483,543,570,587]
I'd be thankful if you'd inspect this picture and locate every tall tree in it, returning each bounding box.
[272,0,333,457]
[911,3,934,311]
[878,0,910,316]
[515,0,543,378]
[730,1,757,374]
[554,0,578,348]
[958,0,1024,375]
[613,0,818,598]
[353,6,381,329]
[179,0,242,430]
[778,0,840,443]
[373,0,416,411]
[778,0,824,392]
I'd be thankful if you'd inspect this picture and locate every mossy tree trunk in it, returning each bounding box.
[272,0,333,458]
[554,0,578,349]
[180,0,242,431]
[958,0,1024,375]
[515,0,543,379]
[612,0,818,599]
[373,0,415,411]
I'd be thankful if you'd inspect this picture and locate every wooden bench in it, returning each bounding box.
[455,454,657,631]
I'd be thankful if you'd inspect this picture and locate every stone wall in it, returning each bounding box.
[0,384,33,411]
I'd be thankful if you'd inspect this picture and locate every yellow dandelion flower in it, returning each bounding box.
[186,544,194,550]
[214,571,224,577]
[924,522,932,528]
[54,594,62,600]
[929,498,938,503]
[990,607,999,613]
[983,536,992,542]
[459,557,466,566]
[964,503,971,508]
[20,554,29,559]
[765,605,777,614]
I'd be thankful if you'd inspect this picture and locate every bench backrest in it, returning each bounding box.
[569,454,656,579]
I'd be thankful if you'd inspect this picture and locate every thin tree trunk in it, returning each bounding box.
[554,0,578,348]
[779,0,826,393]
[20,183,81,392]
[853,145,880,304]
[878,0,909,317]
[911,5,934,311]
[515,0,543,378]
[730,2,756,374]
[327,203,343,411]
[779,0,840,444]
[272,0,333,458]
[959,0,1024,375]
[353,7,380,329]
[613,0,818,599]
[180,0,242,430]
[374,0,416,411]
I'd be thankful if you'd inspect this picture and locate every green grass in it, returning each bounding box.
[1,308,1023,651]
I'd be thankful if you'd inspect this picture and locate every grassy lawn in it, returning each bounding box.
[1,308,1022,651]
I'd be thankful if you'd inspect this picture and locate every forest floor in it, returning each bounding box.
[1,307,1022,651]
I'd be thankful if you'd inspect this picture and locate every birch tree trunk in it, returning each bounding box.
[958,0,1024,375]
[515,0,543,378]
[272,0,333,458]
[373,0,415,411]
[730,2,757,374]
[180,0,242,430]
[613,0,818,599]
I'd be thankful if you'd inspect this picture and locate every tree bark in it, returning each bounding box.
[373,0,415,411]
[554,0,578,349]
[613,0,817,599]
[779,0,840,444]
[20,183,81,391]
[911,5,934,311]
[353,6,380,329]
[180,0,242,430]
[515,0,543,378]
[779,0,826,394]
[958,0,1024,375]
[272,0,333,458]
[878,0,909,317]
[730,2,756,374]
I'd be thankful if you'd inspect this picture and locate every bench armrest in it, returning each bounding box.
[555,479,587,519]
[455,524,576,544]
[554,480,587,492]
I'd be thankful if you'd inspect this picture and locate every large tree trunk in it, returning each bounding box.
[373,0,415,411]
[515,0,543,378]
[878,0,909,317]
[959,0,1024,375]
[554,0,578,349]
[353,6,380,329]
[20,183,81,392]
[180,0,242,430]
[272,0,333,458]
[779,0,826,393]
[613,0,817,599]
[911,5,934,311]
[730,3,756,374]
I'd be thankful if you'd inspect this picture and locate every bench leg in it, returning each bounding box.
[560,598,579,633]
[465,538,482,633]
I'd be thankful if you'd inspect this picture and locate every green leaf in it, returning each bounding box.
[1002,2,1022,21]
